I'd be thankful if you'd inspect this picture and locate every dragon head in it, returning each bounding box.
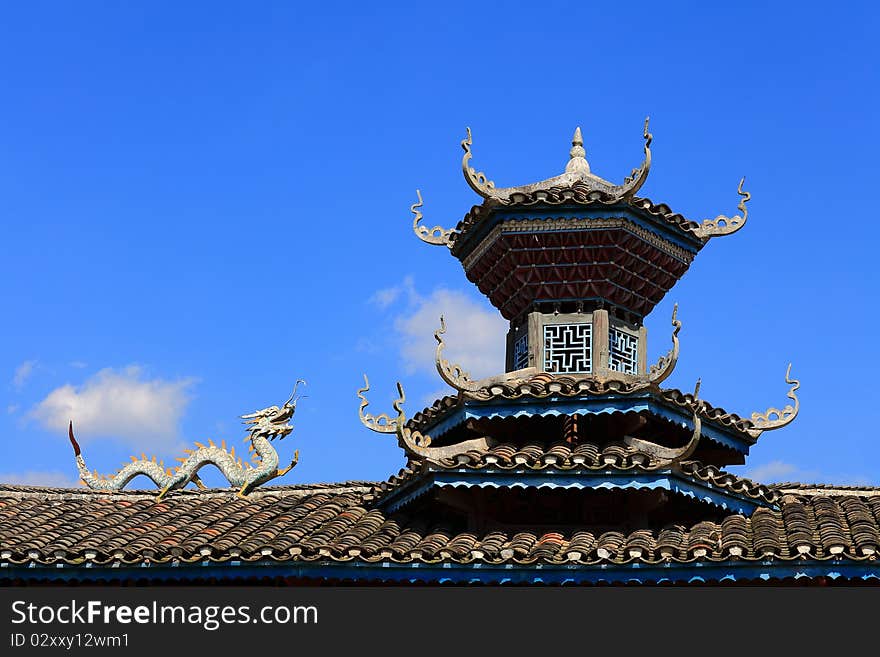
[240,380,305,441]
[266,379,306,422]
[263,422,294,441]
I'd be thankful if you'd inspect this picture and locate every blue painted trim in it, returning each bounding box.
[378,469,772,515]
[454,207,703,260]
[423,394,648,438]
[422,395,751,456]
[6,559,879,585]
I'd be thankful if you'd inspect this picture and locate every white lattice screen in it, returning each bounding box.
[609,327,638,374]
[513,333,529,370]
[543,323,592,373]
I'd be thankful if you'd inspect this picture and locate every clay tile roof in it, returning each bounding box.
[1,482,878,571]
[770,482,880,496]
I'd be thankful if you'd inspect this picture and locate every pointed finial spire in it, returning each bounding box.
[565,126,590,175]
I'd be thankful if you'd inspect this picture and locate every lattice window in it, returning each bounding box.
[543,323,592,373]
[513,333,529,370]
[609,327,638,374]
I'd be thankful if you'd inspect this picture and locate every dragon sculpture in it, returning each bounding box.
[68,381,305,499]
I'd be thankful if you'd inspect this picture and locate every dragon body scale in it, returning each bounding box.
[68,382,304,498]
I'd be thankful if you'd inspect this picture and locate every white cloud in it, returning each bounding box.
[422,388,459,407]
[0,470,81,488]
[69,361,88,369]
[354,337,381,355]
[743,460,876,487]
[370,275,418,310]
[372,287,402,309]
[6,404,18,415]
[744,460,799,482]
[383,279,507,379]
[12,360,37,389]
[29,366,197,450]
[743,460,823,484]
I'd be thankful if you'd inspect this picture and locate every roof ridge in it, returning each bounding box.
[770,482,880,495]
[0,480,377,501]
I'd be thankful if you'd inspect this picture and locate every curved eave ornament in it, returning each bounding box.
[746,364,800,438]
[624,379,703,466]
[434,315,537,397]
[461,118,652,204]
[411,189,457,248]
[692,177,751,240]
[646,303,681,386]
[357,374,495,462]
[434,315,487,394]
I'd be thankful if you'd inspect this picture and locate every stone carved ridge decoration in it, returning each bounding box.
[622,117,653,200]
[623,379,703,465]
[357,374,496,462]
[69,381,305,499]
[357,375,400,433]
[434,315,538,395]
[434,315,481,393]
[746,364,800,438]
[692,177,750,239]
[647,303,681,385]
[460,119,652,204]
[411,189,457,247]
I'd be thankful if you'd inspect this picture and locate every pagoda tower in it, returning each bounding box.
[358,121,800,542]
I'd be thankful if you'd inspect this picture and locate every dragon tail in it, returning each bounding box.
[69,421,173,491]
[68,420,81,456]
[68,421,105,488]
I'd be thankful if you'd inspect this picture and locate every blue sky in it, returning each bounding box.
[1,2,878,488]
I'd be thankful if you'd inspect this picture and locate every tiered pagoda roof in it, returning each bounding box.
[2,121,876,586]
[361,122,797,480]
